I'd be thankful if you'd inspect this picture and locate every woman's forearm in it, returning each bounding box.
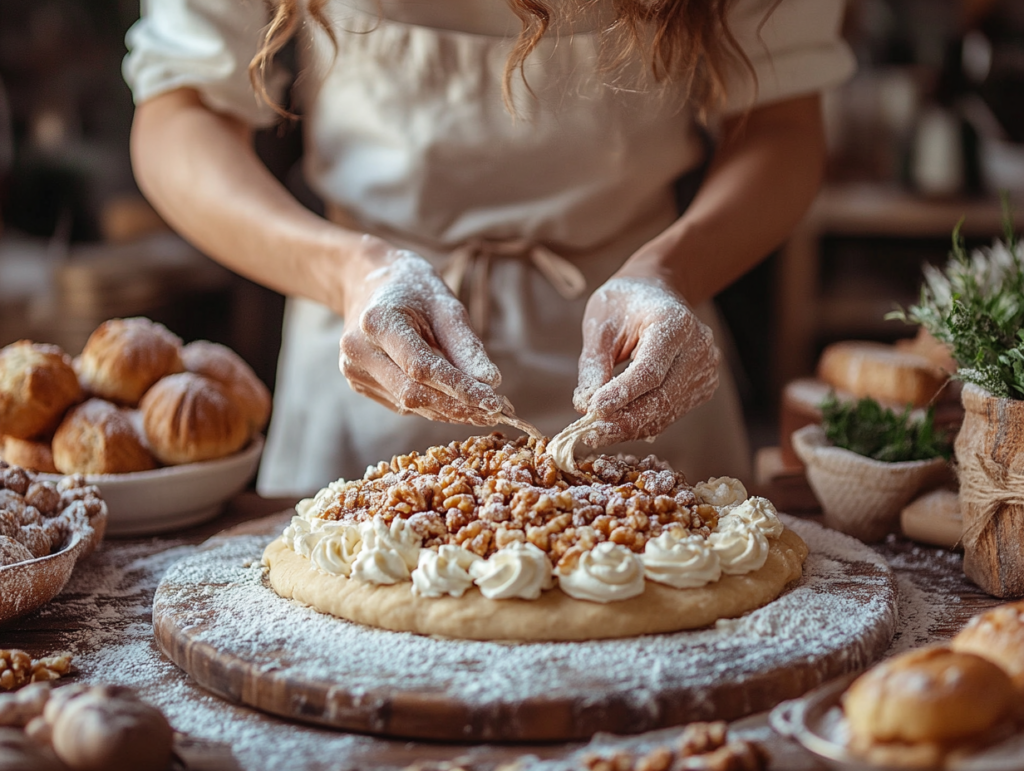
[619,93,826,306]
[130,88,373,312]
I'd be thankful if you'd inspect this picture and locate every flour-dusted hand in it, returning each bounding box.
[339,244,505,425]
[572,276,720,445]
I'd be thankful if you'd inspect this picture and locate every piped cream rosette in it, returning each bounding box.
[277,476,787,604]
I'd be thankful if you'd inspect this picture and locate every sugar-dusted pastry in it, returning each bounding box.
[843,646,1017,767]
[75,317,183,406]
[952,601,1024,692]
[0,435,57,474]
[140,372,249,465]
[181,340,271,434]
[0,341,82,440]
[0,536,34,567]
[52,400,156,476]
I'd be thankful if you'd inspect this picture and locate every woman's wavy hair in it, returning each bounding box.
[250,0,766,121]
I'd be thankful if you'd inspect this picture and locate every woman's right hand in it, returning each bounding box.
[338,239,506,425]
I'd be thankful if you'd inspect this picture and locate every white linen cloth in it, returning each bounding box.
[124,0,854,495]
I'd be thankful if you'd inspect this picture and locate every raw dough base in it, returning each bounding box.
[262,529,808,642]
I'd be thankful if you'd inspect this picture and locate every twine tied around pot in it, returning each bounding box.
[958,452,1024,549]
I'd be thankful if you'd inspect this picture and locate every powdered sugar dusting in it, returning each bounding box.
[15,516,978,770]
[151,517,896,732]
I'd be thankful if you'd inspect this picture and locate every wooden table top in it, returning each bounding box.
[0,493,1004,771]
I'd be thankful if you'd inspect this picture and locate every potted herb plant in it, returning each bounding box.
[890,216,1024,597]
[793,396,952,542]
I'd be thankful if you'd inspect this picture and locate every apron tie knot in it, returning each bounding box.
[441,238,587,336]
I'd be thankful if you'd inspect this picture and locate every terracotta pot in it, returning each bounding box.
[957,384,1024,598]
[792,425,951,542]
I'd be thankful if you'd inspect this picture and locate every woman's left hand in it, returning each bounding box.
[572,276,721,446]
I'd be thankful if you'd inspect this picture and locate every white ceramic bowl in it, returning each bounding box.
[41,436,264,537]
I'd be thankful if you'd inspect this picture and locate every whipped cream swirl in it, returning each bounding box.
[642,531,722,588]
[310,523,363,577]
[720,496,783,539]
[282,515,324,558]
[469,542,554,600]
[693,476,748,510]
[557,542,645,603]
[708,520,770,575]
[411,545,482,598]
[351,516,423,585]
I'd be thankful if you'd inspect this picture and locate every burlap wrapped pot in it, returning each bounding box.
[792,424,951,542]
[957,384,1024,598]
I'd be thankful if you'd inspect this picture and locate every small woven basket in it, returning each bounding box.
[792,424,950,542]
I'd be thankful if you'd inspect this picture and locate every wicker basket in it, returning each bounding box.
[792,425,950,542]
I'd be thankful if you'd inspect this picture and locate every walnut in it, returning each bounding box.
[0,651,71,691]
[0,682,50,727]
[678,721,728,757]
[14,524,51,558]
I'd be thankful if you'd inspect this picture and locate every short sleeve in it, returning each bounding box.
[122,0,288,127]
[717,0,855,115]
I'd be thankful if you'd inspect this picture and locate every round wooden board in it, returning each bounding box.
[153,515,898,742]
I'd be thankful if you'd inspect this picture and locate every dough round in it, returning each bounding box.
[952,601,1024,691]
[263,528,807,642]
[0,341,82,440]
[52,399,156,475]
[843,646,1015,746]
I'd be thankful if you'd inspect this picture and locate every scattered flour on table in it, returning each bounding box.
[28,518,964,771]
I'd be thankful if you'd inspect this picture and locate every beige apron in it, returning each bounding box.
[257,11,751,496]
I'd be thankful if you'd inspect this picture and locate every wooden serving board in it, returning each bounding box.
[153,514,899,743]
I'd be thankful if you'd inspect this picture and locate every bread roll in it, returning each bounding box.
[0,342,82,440]
[181,340,270,434]
[52,399,157,475]
[140,373,249,465]
[843,647,1015,746]
[48,687,173,771]
[75,318,183,407]
[817,341,947,408]
[0,437,57,474]
[952,601,1024,692]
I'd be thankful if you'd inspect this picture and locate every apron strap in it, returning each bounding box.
[441,238,587,336]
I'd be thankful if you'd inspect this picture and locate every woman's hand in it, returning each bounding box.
[571,276,720,446]
[338,241,506,425]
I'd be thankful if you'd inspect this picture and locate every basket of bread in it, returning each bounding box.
[0,317,268,536]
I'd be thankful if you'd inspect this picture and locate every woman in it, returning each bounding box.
[124,0,853,496]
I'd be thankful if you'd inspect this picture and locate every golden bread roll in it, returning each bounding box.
[0,436,57,474]
[0,341,82,440]
[817,341,947,409]
[843,647,1015,746]
[75,318,183,407]
[952,601,1024,692]
[140,373,249,465]
[52,399,157,475]
[181,340,270,434]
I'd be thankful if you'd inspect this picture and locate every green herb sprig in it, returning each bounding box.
[887,202,1024,399]
[820,394,952,462]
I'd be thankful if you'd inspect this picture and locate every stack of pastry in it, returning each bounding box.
[842,602,1024,767]
[0,318,269,475]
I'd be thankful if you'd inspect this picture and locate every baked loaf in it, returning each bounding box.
[844,646,1015,763]
[818,341,947,409]
[0,342,82,440]
[181,340,270,434]
[52,400,156,475]
[75,318,184,406]
[140,372,249,465]
[0,436,57,474]
[952,601,1024,692]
